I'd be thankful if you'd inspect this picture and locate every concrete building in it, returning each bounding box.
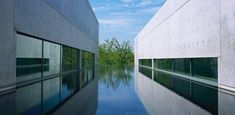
[0,0,98,114]
[135,0,235,92]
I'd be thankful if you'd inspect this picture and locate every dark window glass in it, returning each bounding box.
[43,41,61,76]
[43,77,60,114]
[191,82,218,115]
[62,46,72,72]
[61,73,77,101]
[156,59,172,71]
[139,59,152,67]
[81,51,94,69]
[139,66,152,79]
[173,58,190,75]
[192,58,217,80]
[154,70,162,82]
[87,67,94,82]
[16,82,41,115]
[160,72,173,89]
[71,48,79,70]
[16,34,42,83]
[155,59,161,69]
[173,77,190,99]
[80,69,88,87]
[153,71,172,89]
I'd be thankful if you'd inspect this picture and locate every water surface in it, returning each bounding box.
[96,66,148,115]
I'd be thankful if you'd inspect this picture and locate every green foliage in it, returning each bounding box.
[99,38,134,65]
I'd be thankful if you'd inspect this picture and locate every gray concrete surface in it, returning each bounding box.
[0,0,16,89]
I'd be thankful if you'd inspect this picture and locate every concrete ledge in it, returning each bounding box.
[219,84,235,93]
[0,85,16,95]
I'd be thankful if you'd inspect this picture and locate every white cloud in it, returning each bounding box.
[99,18,135,26]
[92,6,106,12]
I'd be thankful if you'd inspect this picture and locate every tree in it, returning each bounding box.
[99,38,134,65]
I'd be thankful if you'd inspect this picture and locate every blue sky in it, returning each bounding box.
[88,0,166,44]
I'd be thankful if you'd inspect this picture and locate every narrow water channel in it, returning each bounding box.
[1,66,235,115]
[96,66,148,115]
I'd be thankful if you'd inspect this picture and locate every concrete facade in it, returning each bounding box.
[134,0,235,91]
[0,0,98,91]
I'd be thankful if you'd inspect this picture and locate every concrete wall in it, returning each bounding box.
[135,0,220,59]
[219,0,235,91]
[135,0,235,91]
[0,0,98,91]
[0,0,16,90]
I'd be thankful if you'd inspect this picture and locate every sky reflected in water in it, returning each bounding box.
[96,66,148,115]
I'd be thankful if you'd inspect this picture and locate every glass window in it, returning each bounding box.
[16,34,42,83]
[154,59,161,69]
[61,73,77,101]
[173,58,191,75]
[191,82,218,115]
[172,77,190,99]
[139,59,152,67]
[62,46,72,72]
[43,41,61,76]
[87,67,94,81]
[80,69,88,87]
[192,58,217,80]
[160,72,173,89]
[156,59,172,71]
[154,71,172,88]
[139,66,152,79]
[43,77,60,114]
[71,48,79,70]
[154,70,162,82]
[81,51,94,69]
[16,82,41,115]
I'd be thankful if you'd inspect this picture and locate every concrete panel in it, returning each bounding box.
[46,0,98,42]
[219,91,235,115]
[0,0,15,88]
[219,0,235,90]
[0,92,15,115]
[135,0,220,59]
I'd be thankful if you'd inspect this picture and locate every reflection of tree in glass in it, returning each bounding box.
[99,66,133,90]
[71,48,78,69]
[62,72,78,91]
[82,51,94,69]
[62,46,72,71]
[63,46,79,71]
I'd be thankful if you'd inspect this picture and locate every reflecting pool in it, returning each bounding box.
[1,66,235,115]
[96,66,148,115]
[137,66,235,115]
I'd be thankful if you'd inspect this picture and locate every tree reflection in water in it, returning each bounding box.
[98,65,133,90]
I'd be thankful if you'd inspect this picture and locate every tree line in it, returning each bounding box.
[99,38,134,65]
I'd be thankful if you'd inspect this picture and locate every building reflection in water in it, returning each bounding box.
[136,66,235,115]
[0,69,98,115]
